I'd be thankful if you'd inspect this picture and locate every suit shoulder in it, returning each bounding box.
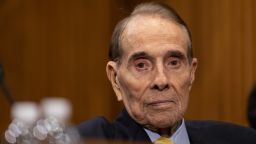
[186,120,256,143]
[76,116,113,139]
[75,110,150,142]
[186,120,255,131]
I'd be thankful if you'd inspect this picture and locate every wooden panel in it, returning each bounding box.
[0,0,256,135]
[0,0,114,134]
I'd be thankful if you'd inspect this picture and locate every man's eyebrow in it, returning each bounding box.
[166,50,185,58]
[128,51,151,63]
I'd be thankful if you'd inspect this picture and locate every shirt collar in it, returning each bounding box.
[144,119,190,144]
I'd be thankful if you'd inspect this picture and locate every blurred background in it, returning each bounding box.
[0,0,256,134]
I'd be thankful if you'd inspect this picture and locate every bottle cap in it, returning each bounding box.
[41,97,72,124]
[11,102,39,124]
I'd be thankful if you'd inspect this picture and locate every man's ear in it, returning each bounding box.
[106,61,123,101]
[189,58,198,88]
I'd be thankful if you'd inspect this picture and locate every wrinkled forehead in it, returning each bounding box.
[124,15,184,37]
[120,15,190,56]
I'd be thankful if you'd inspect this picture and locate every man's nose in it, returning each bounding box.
[151,65,169,91]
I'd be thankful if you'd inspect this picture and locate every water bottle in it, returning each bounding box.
[5,102,39,144]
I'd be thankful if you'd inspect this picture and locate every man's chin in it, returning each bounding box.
[147,113,183,128]
[150,119,177,129]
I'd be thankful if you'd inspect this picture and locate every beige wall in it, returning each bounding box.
[0,0,255,134]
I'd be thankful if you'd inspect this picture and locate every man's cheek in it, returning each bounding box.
[173,74,191,87]
[124,78,147,94]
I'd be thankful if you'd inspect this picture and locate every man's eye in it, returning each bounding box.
[170,60,178,65]
[136,63,145,68]
[134,60,151,71]
[168,59,181,68]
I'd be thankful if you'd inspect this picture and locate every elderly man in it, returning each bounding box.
[77,2,256,144]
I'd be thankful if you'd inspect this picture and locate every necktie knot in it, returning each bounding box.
[153,136,174,144]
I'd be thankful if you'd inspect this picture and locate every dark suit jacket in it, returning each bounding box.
[77,110,256,144]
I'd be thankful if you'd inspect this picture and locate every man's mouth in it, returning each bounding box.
[147,100,175,109]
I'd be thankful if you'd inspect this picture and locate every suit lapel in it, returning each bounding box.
[186,121,203,144]
[113,109,151,142]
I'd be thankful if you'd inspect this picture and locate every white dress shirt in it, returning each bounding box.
[144,119,190,144]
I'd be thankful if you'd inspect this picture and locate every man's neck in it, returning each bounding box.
[144,120,182,137]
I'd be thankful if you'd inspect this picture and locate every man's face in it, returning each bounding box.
[107,15,197,128]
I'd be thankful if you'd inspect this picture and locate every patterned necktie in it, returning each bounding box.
[153,136,174,144]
